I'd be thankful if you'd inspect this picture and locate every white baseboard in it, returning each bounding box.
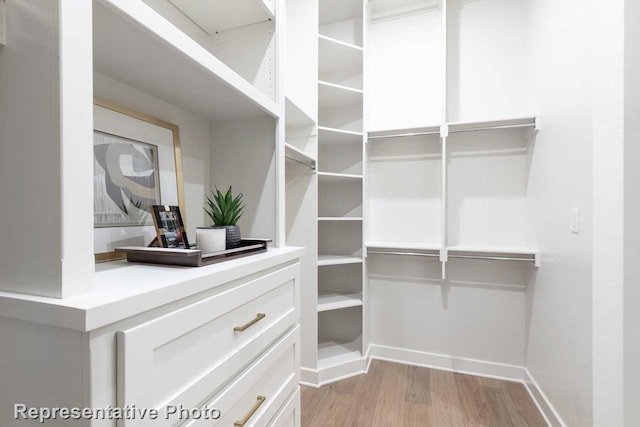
[524,368,566,427]
[368,344,526,382]
[300,359,367,387]
[317,358,367,386]
[365,344,373,373]
[300,367,319,387]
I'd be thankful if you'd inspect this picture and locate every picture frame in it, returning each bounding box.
[93,98,186,262]
[150,205,190,249]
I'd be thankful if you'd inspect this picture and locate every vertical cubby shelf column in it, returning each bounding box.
[316,0,367,382]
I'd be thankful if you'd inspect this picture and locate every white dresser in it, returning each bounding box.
[0,248,303,427]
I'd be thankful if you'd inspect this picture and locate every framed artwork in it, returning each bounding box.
[93,98,186,262]
[150,205,190,248]
[94,131,160,227]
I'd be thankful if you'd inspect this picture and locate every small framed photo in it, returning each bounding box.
[150,205,191,249]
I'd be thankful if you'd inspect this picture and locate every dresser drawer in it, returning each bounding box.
[116,263,300,426]
[267,387,301,427]
[185,326,300,427]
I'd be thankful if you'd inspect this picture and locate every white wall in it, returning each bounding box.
[210,116,277,241]
[591,0,625,424]
[94,73,212,239]
[624,0,640,424]
[369,256,529,367]
[369,9,443,129]
[524,0,595,425]
[447,0,530,122]
[367,135,442,245]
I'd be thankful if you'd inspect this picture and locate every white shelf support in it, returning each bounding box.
[440,248,448,263]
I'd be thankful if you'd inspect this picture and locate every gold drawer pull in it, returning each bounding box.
[234,395,266,427]
[234,313,266,333]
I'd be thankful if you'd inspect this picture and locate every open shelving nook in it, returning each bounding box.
[128,0,278,101]
[94,0,279,120]
[366,131,442,249]
[317,305,364,382]
[92,0,285,260]
[318,262,363,312]
[318,81,364,134]
[319,34,364,90]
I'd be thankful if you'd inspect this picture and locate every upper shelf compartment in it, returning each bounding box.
[167,0,274,33]
[319,35,363,90]
[93,0,279,120]
[319,0,363,47]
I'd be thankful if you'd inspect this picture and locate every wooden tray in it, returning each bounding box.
[115,239,271,267]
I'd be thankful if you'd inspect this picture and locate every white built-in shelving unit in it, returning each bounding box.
[311,0,367,385]
[0,0,287,298]
[366,116,539,271]
[362,0,542,391]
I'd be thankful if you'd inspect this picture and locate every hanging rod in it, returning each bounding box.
[368,250,439,258]
[448,254,535,263]
[368,130,441,140]
[285,153,316,170]
[449,122,536,134]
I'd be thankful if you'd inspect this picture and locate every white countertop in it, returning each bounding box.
[0,247,304,332]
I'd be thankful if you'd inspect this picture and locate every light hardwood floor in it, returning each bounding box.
[301,360,547,427]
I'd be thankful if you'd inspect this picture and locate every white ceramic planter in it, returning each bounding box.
[196,227,226,254]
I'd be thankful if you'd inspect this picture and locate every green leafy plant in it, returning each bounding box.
[205,186,245,226]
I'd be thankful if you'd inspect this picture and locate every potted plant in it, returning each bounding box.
[204,186,245,249]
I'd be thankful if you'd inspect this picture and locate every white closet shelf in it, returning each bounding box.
[368,125,441,141]
[367,242,442,251]
[317,292,363,312]
[318,217,363,221]
[319,35,363,89]
[94,0,279,121]
[446,245,538,255]
[166,0,274,33]
[318,81,363,109]
[446,245,540,267]
[448,117,536,134]
[317,171,363,180]
[318,126,364,140]
[318,255,363,266]
[318,34,363,51]
[285,143,316,170]
[317,338,363,369]
[285,96,316,128]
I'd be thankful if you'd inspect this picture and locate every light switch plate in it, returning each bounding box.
[571,209,580,233]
